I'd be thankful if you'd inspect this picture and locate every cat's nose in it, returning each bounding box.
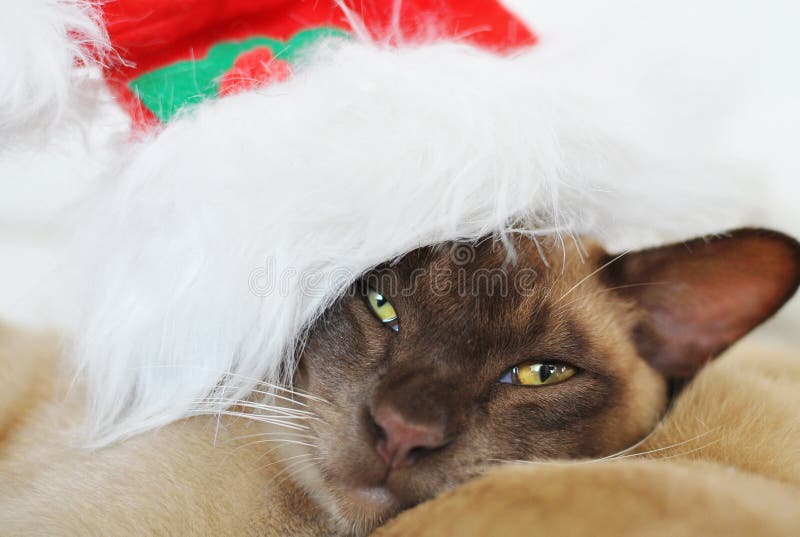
[369,404,448,470]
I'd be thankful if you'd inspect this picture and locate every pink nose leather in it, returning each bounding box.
[371,405,446,470]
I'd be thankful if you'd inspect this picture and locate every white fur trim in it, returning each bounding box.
[0,1,125,330]
[0,0,108,144]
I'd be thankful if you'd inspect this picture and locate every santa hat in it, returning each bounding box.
[100,0,536,127]
[3,0,762,444]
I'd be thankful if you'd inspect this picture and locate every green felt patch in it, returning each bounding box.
[129,27,349,122]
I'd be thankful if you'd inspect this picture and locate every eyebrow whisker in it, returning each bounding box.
[555,250,630,304]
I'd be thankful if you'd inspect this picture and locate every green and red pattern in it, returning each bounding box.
[101,0,536,129]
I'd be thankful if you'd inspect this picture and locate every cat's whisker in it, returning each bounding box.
[193,398,317,417]
[204,410,312,431]
[256,452,323,486]
[555,281,672,313]
[253,390,312,409]
[486,458,575,467]
[484,458,513,466]
[193,395,319,414]
[210,382,327,408]
[485,457,611,468]
[554,250,630,304]
[191,406,314,423]
[256,452,318,472]
[630,438,724,462]
[270,457,325,489]
[613,429,719,461]
[230,431,318,443]
[592,416,679,462]
[233,437,319,452]
[220,372,332,405]
[592,437,656,462]
[212,388,312,409]
[487,427,722,470]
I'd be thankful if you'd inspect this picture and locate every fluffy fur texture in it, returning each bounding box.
[375,461,800,536]
[0,0,125,330]
[0,0,108,144]
[2,326,798,535]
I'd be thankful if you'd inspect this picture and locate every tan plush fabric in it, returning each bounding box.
[0,325,336,536]
[373,461,799,536]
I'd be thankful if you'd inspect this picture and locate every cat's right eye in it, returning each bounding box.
[499,362,576,387]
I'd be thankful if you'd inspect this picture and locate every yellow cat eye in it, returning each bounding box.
[499,362,576,386]
[365,289,400,332]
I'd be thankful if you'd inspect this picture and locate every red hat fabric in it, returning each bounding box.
[100,0,536,128]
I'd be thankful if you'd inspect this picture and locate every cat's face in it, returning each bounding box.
[285,230,800,535]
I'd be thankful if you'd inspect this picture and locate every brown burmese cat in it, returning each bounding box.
[1,228,798,536]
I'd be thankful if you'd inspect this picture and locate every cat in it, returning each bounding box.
[0,227,798,536]
[283,227,800,534]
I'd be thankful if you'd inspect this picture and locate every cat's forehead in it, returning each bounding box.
[388,236,603,297]
[397,236,600,275]
[367,236,610,335]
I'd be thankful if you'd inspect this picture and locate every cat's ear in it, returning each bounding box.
[604,229,800,378]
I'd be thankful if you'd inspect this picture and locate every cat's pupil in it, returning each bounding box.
[376,295,386,307]
[539,364,555,383]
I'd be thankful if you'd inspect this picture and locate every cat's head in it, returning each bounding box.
[285,228,800,535]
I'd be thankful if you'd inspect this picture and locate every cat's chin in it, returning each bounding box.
[330,485,402,534]
[342,485,397,511]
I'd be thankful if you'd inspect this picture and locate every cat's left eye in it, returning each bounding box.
[499,361,576,386]
[365,289,400,332]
